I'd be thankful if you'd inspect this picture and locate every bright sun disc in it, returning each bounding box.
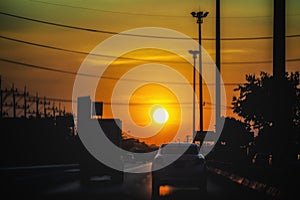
[153,108,169,124]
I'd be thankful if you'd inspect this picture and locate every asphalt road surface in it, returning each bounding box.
[1,163,275,200]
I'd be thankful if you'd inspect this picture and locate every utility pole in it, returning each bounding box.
[63,106,66,116]
[189,50,199,140]
[273,0,289,197]
[52,102,56,117]
[273,0,286,79]
[216,0,221,134]
[273,0,286,165]
[0,75,2,119]
[12,83,16,118]
[24,86,27,118]
[185,135,191,143]
[44,96,47,118]
[59,102,61,116]
[36,93,39,118]
[191,11,209,133]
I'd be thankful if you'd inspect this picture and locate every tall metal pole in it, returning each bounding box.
[0,75,2,119]
[53,102,56,117]
[216,0,221,134]
[273,0,286,195]
[198,18,203,133]
[44,96,47,118]
[12,83,16,118]
[189,50,199,140]
[273,0,286,166]
[59,102,61,116]
[24,86,27,118]
[273,0,285,79]
[191,11,209,133]
[36,92,39,118]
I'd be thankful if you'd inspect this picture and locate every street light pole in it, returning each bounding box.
[191,11,209,133]
[189,50,199,140]
[216,0,221,135]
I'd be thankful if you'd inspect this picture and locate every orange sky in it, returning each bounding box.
[94,48,211,145]
[0,0,299,145]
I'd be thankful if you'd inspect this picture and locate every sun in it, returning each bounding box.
[153,108,169,124]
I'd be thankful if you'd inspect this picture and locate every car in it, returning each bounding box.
[151,142,207,198]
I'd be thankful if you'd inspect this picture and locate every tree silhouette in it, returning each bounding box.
[232,71,300,140]
[211,117,252,163]
[219,117,253,147]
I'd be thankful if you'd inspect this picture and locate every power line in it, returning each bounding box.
[1,89,232,109]
[0,35,186,64]
[53,99,232,109]
[1,75,232,110]
[0,35,105,57]
[29,0,300,19]
[0,11,195,40]
[0,58,98,78]
[1,11,300,41]
[0,58,244,86]
[3,82,232,108]
[1,35,300,65]
[29,0,189,18]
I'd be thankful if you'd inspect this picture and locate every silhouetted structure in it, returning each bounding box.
[0,77,70,118]
[76,96,124,184]
[0,115,76,167]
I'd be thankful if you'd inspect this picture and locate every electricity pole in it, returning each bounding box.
[189,50,199,140]
[191,11,209,133]
[186,135,191,143]
[12,83,16,118]
[273,0,287,196]
[273,0,286,166]
[216,0,221,135]
[24,86,27,118]
[0,75,2,119]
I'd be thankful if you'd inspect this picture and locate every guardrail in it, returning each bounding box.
[207,160,281,199]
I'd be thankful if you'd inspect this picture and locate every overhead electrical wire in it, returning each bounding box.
[0,58,234,108]
[3,93,232,109]
[1,11,300,41]
[0,58,96,78]
[0,58,242,86]
[0,35,188,64]
[3,3,297,111]
[1,35,300,65]
[29,0,190,18]
[29,0,300,19]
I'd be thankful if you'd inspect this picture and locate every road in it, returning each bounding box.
[1,162,275,200]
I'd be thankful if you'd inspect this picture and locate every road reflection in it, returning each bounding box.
[1,162,274,200]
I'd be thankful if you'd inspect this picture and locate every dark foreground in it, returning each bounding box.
[0,162,287,200]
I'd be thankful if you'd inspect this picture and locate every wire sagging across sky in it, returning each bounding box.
[0,58,244,86]
[1,35,300,65]
[0,11,300,41]
[29,0,300,19]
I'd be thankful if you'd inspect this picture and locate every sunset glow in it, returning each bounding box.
[0,0,299,146]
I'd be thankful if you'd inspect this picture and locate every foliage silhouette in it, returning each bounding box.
[232,71,300,140]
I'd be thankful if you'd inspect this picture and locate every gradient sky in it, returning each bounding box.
[0,0,299,145]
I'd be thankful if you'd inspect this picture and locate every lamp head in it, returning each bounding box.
[191,11,197,17]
